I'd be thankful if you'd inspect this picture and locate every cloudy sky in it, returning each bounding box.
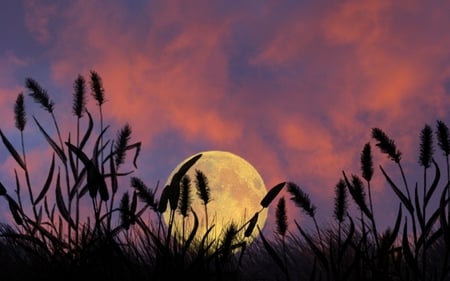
[1,0,450,235]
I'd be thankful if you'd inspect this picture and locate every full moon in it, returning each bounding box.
[163,150,268,244]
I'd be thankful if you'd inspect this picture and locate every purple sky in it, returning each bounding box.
[1,0,450,235]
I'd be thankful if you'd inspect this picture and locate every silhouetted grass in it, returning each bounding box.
[3,73,450,280]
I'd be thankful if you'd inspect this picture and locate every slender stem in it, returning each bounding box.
[446,154,449,184]
[282,235,290,281]
[367,180,379,249]
[312,216,324,251]
[398,162,418,244]
[76,118,80,173]
[74,117,80,248]
[51,113,64,153]
[108,192,116,231]
[20,131,38,221]
[204,204,209,234]
[51,112,73,247]
[166,209,175,248]
[422,167,428,281]
[99,105,104,174]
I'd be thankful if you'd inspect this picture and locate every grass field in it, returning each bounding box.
[1,73,450,281]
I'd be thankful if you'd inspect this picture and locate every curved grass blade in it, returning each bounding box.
[0,181,7,196]
[387,204,403,248]
[130,190,138,215]
[425,158,440,208]
[127,142,141,168]
[183,208,199,253]
[6,195,23,225]
[70,167,86,200]
[55,171,76,229]
[79,110,93,150]
[417,206,440,248]
[92,125,110,165]
[66,142,108,200]
[195,224,216,258]
[33,116,66,163]
[158,185,170,213]
[44,196,55,222]
[14,170,20,199]
[109,144,118,195]
[342,172,373,220]
[402,220,421,278]
[67,135,78,179]
[425,228,442,249]
[89,160,108,201]
[258,225,288,275]
[341,215,355,255]
[66,142,90,165]
[34,153,55,205]
[439,182,450,247]
[245,212,259,237]
[380,165,414,213]
[414,184,424,231]
[295,220,328,270]
[0,129,26,170]
[168,153,202,210]
[260,182,286,208]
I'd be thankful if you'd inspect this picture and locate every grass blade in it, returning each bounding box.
[126,142,141,168]
[414,184,424,231]
[0,129,26,170]
[34,153,55,205]
[33,116,66,163]
[425,158,440,208]
[168,153,202,210]
[70,167,86,200]
[0,181,6,196]
[79,110,93,150]
[109,144,118,195]
[341,215,355,255]
[183,208,199,253]
[244,212,259,237]
[55,171,76,229]
[380,165,414,213]
[402,220,421,278]
[387,204,403,248]
[158,185,170,213]
[343,172,373,220]
[6,195,23,225]
[439,182,450,247]
[258,225,288,275]
[295,220,328,270]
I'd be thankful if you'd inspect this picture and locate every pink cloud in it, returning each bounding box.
[23,0,57,44]
[3,1,450,234]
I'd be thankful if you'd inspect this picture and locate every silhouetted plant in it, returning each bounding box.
[0,72,142,270]
[4,73,450,281]
[194,169,210,232]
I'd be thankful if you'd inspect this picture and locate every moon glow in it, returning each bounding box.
[163,151,268,243]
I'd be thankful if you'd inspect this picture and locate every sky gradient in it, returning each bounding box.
[1,0,450,235]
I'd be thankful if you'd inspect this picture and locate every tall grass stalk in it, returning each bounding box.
[195,170,210,233]
[275,197,290,281]
[372,128,418,245]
